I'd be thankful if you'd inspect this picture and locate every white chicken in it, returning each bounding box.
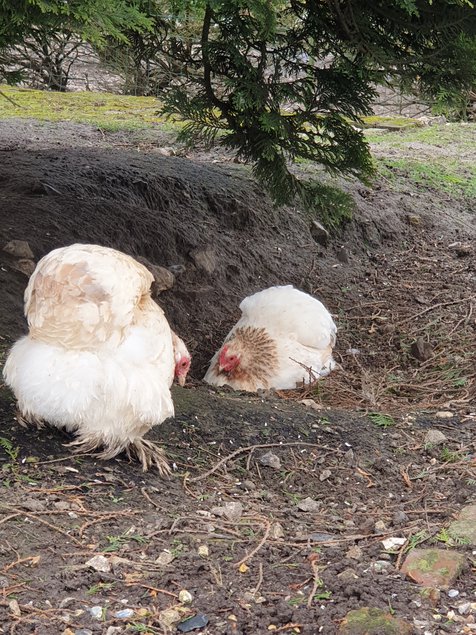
[2,243,191,474]
[204,285,336,392]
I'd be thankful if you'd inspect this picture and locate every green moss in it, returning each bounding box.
[0,84,183,132]
[361,115,423,129]
[339,607,412,635]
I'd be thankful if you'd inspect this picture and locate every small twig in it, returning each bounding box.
[234,517,271,568]
[251,562,264,595]
[396,298,469,325]
[307,553,321,608]
[129,583,178,599]
[189,442,342,483]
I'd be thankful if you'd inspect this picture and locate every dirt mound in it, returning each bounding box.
[0,134,475,406]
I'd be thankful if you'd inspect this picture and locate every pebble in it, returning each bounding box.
[75,630,93,635]
[198,544,209,558]
[346,546,363,561]
[319,469,332,481]
[435,411,454,419]
[269,522,285,540]
[374,520,387,533]
[448,589,460,598]
[179,589,193,604]
[424,429,447,445]
[89,606,104,620]
[259,451,281,469]
[297,497,321,512]
[458,602,472,615]
[155,550,175,565]
[159,608,182,629]
[393,510,409,525]
[114,609,134,618]
[211,501,243,523]
[85,555,111,573]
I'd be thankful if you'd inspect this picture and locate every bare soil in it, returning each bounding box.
[0,119,475,634]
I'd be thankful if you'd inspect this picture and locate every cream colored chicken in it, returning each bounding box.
[3,244,190,474]
[204,285,336,392]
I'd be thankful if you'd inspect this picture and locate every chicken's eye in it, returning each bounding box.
[181,360,188,368]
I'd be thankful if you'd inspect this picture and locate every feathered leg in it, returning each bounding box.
[16,408,45,430]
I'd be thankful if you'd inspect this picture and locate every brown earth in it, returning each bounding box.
[0,119,475,634]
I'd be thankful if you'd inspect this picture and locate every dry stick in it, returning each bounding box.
[251,562,264,595]
[235,517,271,568]
[0,511,83,546]
[396,297,470,326]
[129,583,178,599]
[275,625,303,633]
[189,442,343,483]
[307,554,321,608]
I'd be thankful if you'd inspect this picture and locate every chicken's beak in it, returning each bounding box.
[178,375,186,387]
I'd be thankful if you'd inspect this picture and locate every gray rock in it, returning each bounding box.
[319,468,332,482]
[3,240,34,259]
[85,555,111,573]
[114,609,134,618]
[338,568,359,581]
[297,497,321,512]
[88,606,104,620]
[410,337,433,362]
[259,451,281,469]
[424,429,447,446]
[393,510,409,525]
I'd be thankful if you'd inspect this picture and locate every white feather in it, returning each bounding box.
[204,285,337,391]
[3,244,178,460]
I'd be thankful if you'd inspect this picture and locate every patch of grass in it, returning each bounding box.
[440,447,464,463]
[368,412,395,429]
[379,157,476,198]
[0,84,183,132]
[87,582,116,595]
[103,532,147,552]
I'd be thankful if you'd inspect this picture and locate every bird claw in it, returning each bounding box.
[126,439,171,476]
[16,409,45,429]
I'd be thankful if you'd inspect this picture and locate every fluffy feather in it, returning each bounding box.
[3,243,188,473]
[204,285,336,391]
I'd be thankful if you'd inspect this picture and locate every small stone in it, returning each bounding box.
[297,497,321,512]
[448,589,460,598]
[177,614,209,632]
[62,630,75,635]
[85,555,111,573]
[344,448,355,465]
[9,599,21,617]
[106,628,123,635]
[338,568,359,582]
[159,608,182,629]
[155,550,175,566]
[157,146,176,156]
[310,220,330,246]
[179,589,193,604]
[114,608,134,619]
[242,479,256,490]
[435,411,454,419]
[259,451,281,469]
[3,240,34,259]
[198,544,209,558]
[300,398,322,411]
[393,510,409,525]
[372,560,392,573]
[75,631,93,635]
[339,607,413,634]
[381,537,406,550]
[346,546,363,561]
[424,429,447,446]
[269,522,285,540]
[211,501,243,523]
[374,520,386,533]
[0,576,9,588]
[89,606,104,620]
[410,337,433,362]
[319,469,332,482]
[458,602,471,615]
[401,548,466,588]
[190,247,216,274]
[135,256,175,293]
[448,505,476,546]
